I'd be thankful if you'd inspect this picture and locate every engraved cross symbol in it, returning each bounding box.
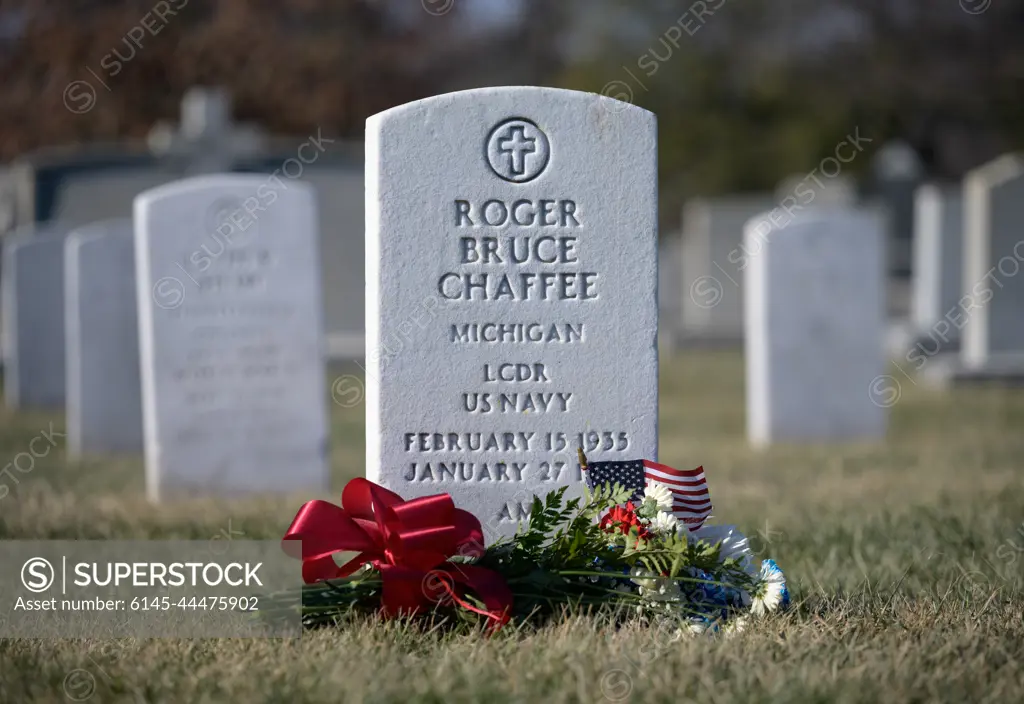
[486,118,549,183]
[498,126,537,177]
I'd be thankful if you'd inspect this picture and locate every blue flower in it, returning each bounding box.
[751,559,789,615]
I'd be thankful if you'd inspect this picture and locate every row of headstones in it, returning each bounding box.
[0,85,664,536]
[673,154,1024,375]
[2,175,330,499]
[2,84,1017,536]
[2,88,366,362]
[743,152,1024,445]
[672,175,861,346]
[911,155,1024,381]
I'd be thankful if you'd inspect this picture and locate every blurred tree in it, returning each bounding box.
[555,0,1024,224]
[0,0,1021,229]
[0,0,457,156]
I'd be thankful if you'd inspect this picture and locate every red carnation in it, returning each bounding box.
[600,504,651,540]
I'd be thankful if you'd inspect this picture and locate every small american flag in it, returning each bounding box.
[582,458,647,505]
[642,460,713,529]
[580,450,713,530]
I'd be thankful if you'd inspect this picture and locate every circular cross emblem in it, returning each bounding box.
[486,118,550,183]
[205,197,242,235]
[204,196,258,238]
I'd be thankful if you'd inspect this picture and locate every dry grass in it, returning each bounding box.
[1,351,1023,703]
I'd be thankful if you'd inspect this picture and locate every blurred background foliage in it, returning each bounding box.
[1,0,1022,223]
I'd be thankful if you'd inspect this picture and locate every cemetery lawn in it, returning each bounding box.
[1,352,1023,704]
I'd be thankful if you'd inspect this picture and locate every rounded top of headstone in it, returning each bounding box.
[366,86,655,203]
[1,221,76,254]
[66,218,133,245]
[8,220,75,239]
[965,152,1024,188]
[133,174,313,207]
[367,86,655,126]
[746,205,877,236]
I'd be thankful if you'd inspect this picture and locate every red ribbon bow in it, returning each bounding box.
[282,478,512,628]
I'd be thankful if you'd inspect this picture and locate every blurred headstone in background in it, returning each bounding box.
[910,183,963,354]
[0,87,366,361]
[252,153,365,361]
[679,195,775,346]
[134,175,329,501]
[745,208,886,447]
[2,222,75,409]
[925,154,1024,385]
[961,155,1024,372]
[65,219,143,456]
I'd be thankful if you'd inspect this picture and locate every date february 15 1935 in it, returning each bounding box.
[401,430,631,483]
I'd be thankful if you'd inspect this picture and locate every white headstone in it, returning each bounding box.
[65,220,144,456]
[134,175,329,500]
[2,223,74,409]
[962,155,1024,369]
[301,165,365,359]
[366,87,658,537]
[680,195,774,342]
[745,208,886,446]
[911,183,963,335]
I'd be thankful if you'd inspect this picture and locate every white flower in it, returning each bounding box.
[674,619,711,639]
[751,560,787,616]
[687,524,756,576]
[649,511,679,536]
[723,616,749,637]
[644,482,674,512]
[688,621,710,636]
[629,565,657,590]
[629,566,681,603]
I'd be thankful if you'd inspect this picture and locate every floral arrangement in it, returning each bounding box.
[280,451,788,634]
